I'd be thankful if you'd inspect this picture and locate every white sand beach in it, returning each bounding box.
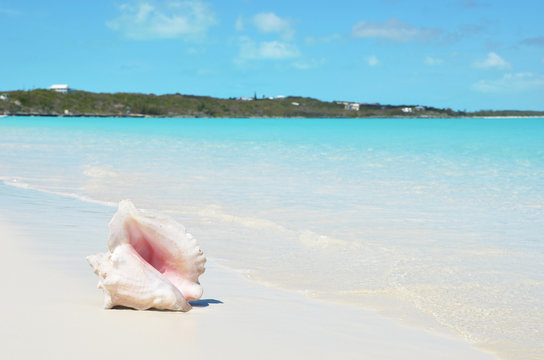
[0,206,497,360]
[4,115,543,359]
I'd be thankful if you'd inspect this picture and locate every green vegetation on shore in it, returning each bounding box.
[1,89,543,118]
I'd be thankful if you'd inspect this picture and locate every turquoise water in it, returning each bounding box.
[1,116,543,359]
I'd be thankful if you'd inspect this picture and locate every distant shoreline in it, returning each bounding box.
[2,113,543,119]
[2,89,543,119]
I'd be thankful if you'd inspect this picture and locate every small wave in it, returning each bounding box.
[1,177,117,208]
[165,204,291,233]
[167,204,357,250]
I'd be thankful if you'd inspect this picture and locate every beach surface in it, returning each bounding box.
[3,116,542,359]
[0,185,497,360]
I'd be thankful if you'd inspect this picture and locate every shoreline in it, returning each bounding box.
[0,183,498,359]
[2,113,544,119]
[2,89,544,119]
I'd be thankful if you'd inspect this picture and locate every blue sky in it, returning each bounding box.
[1,0,543,110]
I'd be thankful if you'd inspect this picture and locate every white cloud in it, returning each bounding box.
[366,55,380,66]
[259,41,298,59]
[235,12,300,63]
[107,0,216,40]
[473,52,511,70]
[238,37,300,60]
[424,56,444,65]
[352,18,441,42]
[252,12,294,39]
[472,73,544,93]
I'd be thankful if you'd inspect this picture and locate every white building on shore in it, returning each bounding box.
[49,84,73,94]
[343,102,360,111]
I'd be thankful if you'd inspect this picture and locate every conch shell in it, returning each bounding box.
[87,200,206,311]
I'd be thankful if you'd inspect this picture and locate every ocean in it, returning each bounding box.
[1,116,542,359]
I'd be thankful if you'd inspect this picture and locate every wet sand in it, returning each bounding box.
[0,194,497,360]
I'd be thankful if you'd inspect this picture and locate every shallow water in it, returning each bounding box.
[1,116,542,359]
